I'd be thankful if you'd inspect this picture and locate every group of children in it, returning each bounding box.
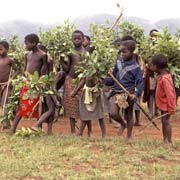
[0,29,177,144]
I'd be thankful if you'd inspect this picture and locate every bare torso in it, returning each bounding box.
[25,50,47,76]
[68,47,86,79]
[0,56,14,83]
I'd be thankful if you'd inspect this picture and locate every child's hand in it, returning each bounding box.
[129,94,137,102]
[55,101,61,108]
[70,91,76,98]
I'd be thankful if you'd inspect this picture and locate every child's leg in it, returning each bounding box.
[10,116,22,134]
[148,91,154,118]
[87,120,92,137]
[161,112,172,143]
[77,120,87,136]
[134,110,141,126]
[109,96,126,127]
[32,96,55,129]
[98,118,106,138]
[108,113,113,123]
[124,100,134,142]
[47,116,54,134]
[70,117,76,134]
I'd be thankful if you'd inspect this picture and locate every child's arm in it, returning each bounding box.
[41,54,48,76]
[71,78,86,97]
[24,53,28,73]
[104,63,118,86]
[60,55,70,73]
[162,77,176,115]
[51,94,61,108]
[135,66,144,98]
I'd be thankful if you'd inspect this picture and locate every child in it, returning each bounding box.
[151,54,176,144]
[0,41,15,128]
[120,35,144,126]
[83,35,95,54]
[30,44,66,134]
[0,41,15,106]
[10,34,48,134]
[143,63,158,118]
[31,71,66,134]
[105,40,144,143]
[71,77,106,138]
[61,30,86,134]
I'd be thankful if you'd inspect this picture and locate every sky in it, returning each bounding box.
[1,0,180,24]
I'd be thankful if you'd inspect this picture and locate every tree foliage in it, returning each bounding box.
[39,20,75,70]
[76,24,118,83]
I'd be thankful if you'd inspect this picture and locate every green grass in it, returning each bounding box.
[0,133,180,180]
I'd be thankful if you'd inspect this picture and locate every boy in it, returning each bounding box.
[0,41,15,128]
[30,44,66,134]
[105,40,144,143]
[83,35,95,54]
[0,41,15,106]
[10,34,48,134]
[151,54,176,144]
[61,30,86,134]
[31,71,66,134]
[120,35,144,126]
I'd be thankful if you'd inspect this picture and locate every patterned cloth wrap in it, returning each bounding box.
[17,86,39,118]
[115,93,129,109]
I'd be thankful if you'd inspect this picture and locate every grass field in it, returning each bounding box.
[0,133,180,180]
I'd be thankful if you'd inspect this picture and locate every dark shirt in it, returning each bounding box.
[105,58,144,97]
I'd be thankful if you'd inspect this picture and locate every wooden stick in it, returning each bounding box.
[138,113,169,133]
[27,100,40,121]
[2,67,13,115]
[111,4,123,30]
[108,71,160,131]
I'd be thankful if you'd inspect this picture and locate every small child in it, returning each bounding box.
[0,41,15,106]
[151,54,176,144]
[0,41,15,128]
[105,40,144,143]
[71,77,106,138]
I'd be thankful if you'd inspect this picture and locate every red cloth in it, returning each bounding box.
[17,86,39,118]
[155,73,176,114]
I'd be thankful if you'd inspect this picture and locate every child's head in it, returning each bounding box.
[121,35,135,42]
[24,34,39,51]
[151,54,168,73]
[149,29,159,37]
[37,44,48,53]
[83,35,90,48]
[120,40,136,61]
[72,30,84,48]
[0,41,9,56]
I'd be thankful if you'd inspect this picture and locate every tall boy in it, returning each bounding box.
[10,34,48,133]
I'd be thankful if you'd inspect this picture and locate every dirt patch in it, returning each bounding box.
[17,115,180,141]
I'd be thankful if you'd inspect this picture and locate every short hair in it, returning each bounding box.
[25,34,39,44]
[84,35,91,42]
[72,30,84,38]
[121,35,135,42]
[0,41,9,50]
[37,44,47,52]
[149,29,159,36]
[121,40,136,52]
[151,54,168,69]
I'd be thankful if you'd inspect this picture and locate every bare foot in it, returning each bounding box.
[30,127,40,132]
[118,125,126,136]
[126,138,133,144]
